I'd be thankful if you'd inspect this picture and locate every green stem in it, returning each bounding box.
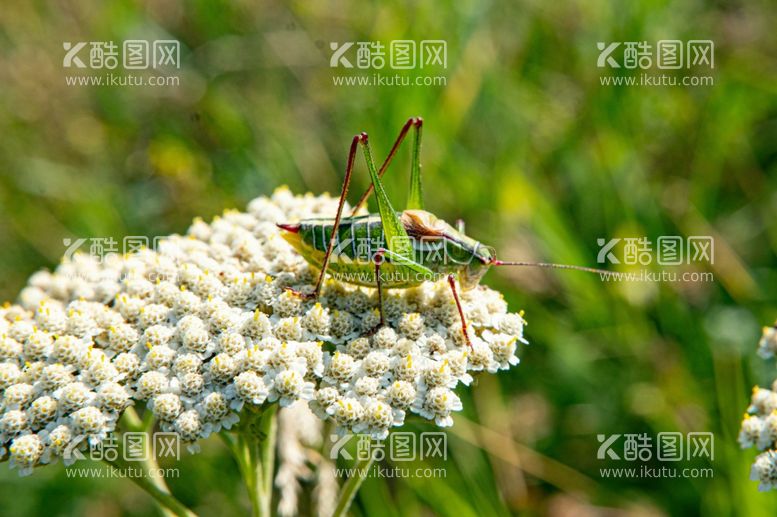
[220,431,259,516]
[115,408,195,517]
[257,404,278,517]
[103,455,196,517]
[333,456,375,517]
[120,407,143,432]
[222,404,278,517]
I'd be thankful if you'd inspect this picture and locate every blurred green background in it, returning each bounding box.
[1,0,777,515]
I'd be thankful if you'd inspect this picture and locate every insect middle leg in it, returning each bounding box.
[447,274,473,349]
[363,246,437,337]
[364,248,388,336]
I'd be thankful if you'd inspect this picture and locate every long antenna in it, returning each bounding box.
[492,260,610,275]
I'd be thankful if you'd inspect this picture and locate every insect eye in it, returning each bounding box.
[479,245,497,264]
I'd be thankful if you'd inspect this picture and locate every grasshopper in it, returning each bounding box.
[277,117,606,347]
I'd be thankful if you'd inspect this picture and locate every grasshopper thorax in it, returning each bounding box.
[401,210,496,290]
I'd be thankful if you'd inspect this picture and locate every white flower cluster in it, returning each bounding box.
[740,322,777,491]
[0,188,527,475]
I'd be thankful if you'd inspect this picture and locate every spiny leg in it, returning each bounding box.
[351,117,423,215]
[375,258,385,327]
[364,247,436,337]
[289,135,360,299]
[364,248,388,336]
[447,274,473,349]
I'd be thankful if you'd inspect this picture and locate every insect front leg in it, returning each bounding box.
[447,274,473,349]
[287,134,360,300]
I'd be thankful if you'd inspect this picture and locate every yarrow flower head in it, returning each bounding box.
[0,189,527,474]
[740,322,777,490]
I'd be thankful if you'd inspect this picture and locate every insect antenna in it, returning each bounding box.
[492,260,610,275]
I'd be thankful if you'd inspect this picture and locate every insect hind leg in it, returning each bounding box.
[447,274,473,349]
[351,117,424,215]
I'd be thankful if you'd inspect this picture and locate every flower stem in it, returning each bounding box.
[257,404,278,517]
[103,455,195,517]
[220,430,258,516]
[332,456,375,517]
[120,407,143,432]
[114,408,195,517]
[222,404,278,517]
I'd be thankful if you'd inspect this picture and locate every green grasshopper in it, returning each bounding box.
[277,117,606,347]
